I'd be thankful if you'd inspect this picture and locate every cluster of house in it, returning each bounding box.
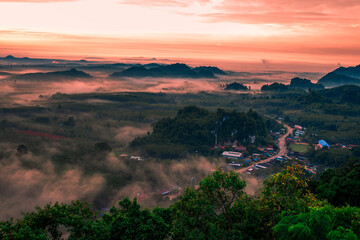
[269,128,285,138]
[294,125,305,137]
[222,144,278,169]
[286,125,306,143]
[246,156,288,174]
[119,153,144,161]
[214,140,247,152]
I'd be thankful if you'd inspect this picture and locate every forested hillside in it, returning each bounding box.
[131,106,277,158]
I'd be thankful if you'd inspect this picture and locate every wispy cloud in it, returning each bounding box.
[1,28,359,66]
[0,0,79,2]
[119,0,210,7]
[200,0,360,27]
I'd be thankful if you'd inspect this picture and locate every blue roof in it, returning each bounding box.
[319,140,330,147]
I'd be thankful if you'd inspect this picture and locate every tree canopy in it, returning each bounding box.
[1,166,359,240]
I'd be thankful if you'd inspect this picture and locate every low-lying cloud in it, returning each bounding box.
[0,157,104,220]
[114,126,150,144]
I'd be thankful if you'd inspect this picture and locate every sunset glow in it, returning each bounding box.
[1,0,359,67]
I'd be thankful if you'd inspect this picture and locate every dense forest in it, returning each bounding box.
[131,106,278,158]
[1,165,359,240]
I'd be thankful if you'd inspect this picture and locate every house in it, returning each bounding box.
[318,140,330,149]
[295,125,303,130]
[255,164,267,169]
[130,156,144,161]
[266,145,274,151]
[228,163,242,168]
[222,151,243,159]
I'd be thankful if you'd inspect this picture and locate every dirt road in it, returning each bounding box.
[237,122,294,173]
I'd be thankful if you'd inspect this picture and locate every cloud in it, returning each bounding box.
[201,0,360,26]
[119,0,210,7]
[0,157,104,220]
[202,11,354,25]
[0,0,79,2]
[114,126,150,144]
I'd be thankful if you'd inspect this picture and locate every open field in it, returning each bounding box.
[289,143,311,153]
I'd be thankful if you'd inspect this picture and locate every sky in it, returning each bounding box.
[0,0,359,68]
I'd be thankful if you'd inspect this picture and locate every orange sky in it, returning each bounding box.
[0,0,359,67]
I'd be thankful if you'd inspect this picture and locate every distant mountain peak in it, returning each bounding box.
[110,63,217,79]
[318,65,360,87]
[5,55,16,59]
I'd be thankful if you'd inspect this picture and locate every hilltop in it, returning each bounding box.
[290,77,324,90]
[131,106,275,158]
[318,65,360,87]
[261,78,323,91]
[110,63,218,79]
[8,68,92,81]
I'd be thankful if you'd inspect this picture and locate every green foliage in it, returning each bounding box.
[306,147,359,167]
[274,206,360,240]
[1,166,360,240]
[0,199,170,240]
[312,163,360,206]
[104,198,169,240]
[0,201,98,240]
[260,165,323,214]
[131,106,273,158]
[171,169,247,239]
[327,227,358,240]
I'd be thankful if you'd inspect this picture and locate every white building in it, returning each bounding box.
[222,151,243,159]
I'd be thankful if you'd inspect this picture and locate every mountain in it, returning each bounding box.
[290,77,324,90]
[261,82,290,91]
[9,68,92,81]
[224,82,248,91]
[0,55,94,65]
[318,65,360,87]
[334,65,360,78]
[193,66,227,75]
[4,55,16,60]
[110,63,216,79]
[131,106,272,158]
[0,72,13,76]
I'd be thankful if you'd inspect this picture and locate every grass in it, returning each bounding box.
[289,143,311,153]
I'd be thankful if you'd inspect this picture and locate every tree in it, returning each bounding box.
[260,165,323,214]
[312,163,360,207]
[16,144,28,157]
[0,201,99,240]
[274,206,360,240]
[103,198,169,240]
[171,169,247,239]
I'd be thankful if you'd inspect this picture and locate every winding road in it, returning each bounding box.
[237,121,294,173]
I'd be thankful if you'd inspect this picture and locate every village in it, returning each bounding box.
[108,118,359,201]
[222,121,358,176]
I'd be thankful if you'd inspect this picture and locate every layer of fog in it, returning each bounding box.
[0,67,324,107]
[0,143,224,220]
[0,150,104,220]
[114,126,150,144]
